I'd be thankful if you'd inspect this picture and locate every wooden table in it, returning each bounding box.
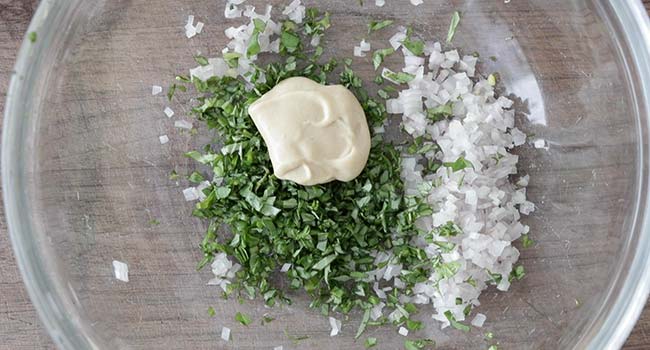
[1,1,650,349]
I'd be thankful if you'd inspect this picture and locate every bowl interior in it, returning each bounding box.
[8,0,646,348]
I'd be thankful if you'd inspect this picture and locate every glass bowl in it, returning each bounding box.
[4,0,650,349]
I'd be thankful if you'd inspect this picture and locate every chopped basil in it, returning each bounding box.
[223,52,242,68]
[188,171,205,183]
[175,75,191,83]
[355,309,371,338]
[488,73,497,86]
[372,48,395,70]
[178,6,452,331]
[207,306,216,317]
[509,265,525,281]
[427,102,454,122]
[521,234,534,248]
[261,313,275,324]
[367,19,394,34]
[446,11,461,43]
[235,312,252,326]
[406,319,423,331]
[365,337,378,348]
[433,241,456,252]
[436,221,462,237]
[167,84,177,101]
[194,55,209,66]
[312,254,337,270]
[247,32,262,58]
[281,31,301,53]
[253,18,267,33]
[401,38,425,56]
[284,329,310,344]
[382,69,415,84]
[436,261,461,279]
[443,156,473,172]
[405,339,435,350]
[28,31,37,43]
[444,310,470,332]
[247,19,267,58]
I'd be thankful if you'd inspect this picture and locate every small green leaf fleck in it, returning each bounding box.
[447,11,461,43]
[235,312,252,326]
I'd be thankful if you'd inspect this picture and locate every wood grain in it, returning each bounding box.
[0,1,649,349]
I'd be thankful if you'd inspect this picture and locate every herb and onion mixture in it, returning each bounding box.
[168,0,534,344]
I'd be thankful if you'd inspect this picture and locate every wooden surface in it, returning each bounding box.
[0,1,650,349]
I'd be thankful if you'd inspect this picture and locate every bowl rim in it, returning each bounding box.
[578,0,650,348]
[3,1,650,349]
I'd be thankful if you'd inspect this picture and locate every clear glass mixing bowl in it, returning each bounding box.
[4,0,650,349]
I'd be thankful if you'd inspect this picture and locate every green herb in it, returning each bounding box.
[488,73,497,86]
[426,102,454,122]
[303,8,331,45]
[487,271,503,285]
[406,318,424,331]
[509,265,525,281]
[253,18,267,32]
[436,261,461,279]
[488,345,499,350]
[489,55,498,62]
[403,303,417,314]
[368,19,394,34]
[492,153,505,165]
[148,219,161,225]
[247,32,262,58]
[224,52,242,68]
[382,69,415,84]
[401,38,425,56]
[281,30,301,53]
[365,337,378,348]
[188,171,205,183]
[433,241,455,252]
[405,339,435,350]
[207,306,216,317]
[355,309,371,338]
[406,136,437,155]
[176,75,191,83]
[167,84,178,101]
[246,19,267,58]
[312,254,337,270]
[262,313,275,324]
[235,312,252,326]
[436,221,462,237]
[194,55,209,66]
[446,11,461,43]
[182,8,438,324]
[284,329,310,344]
[443,156,473,172]
[521,234,534,248]
[444,310,470,332]
[169,170,180,181]
[372,48,395,70]
[485,332,494,340]
[28,31,37,43]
